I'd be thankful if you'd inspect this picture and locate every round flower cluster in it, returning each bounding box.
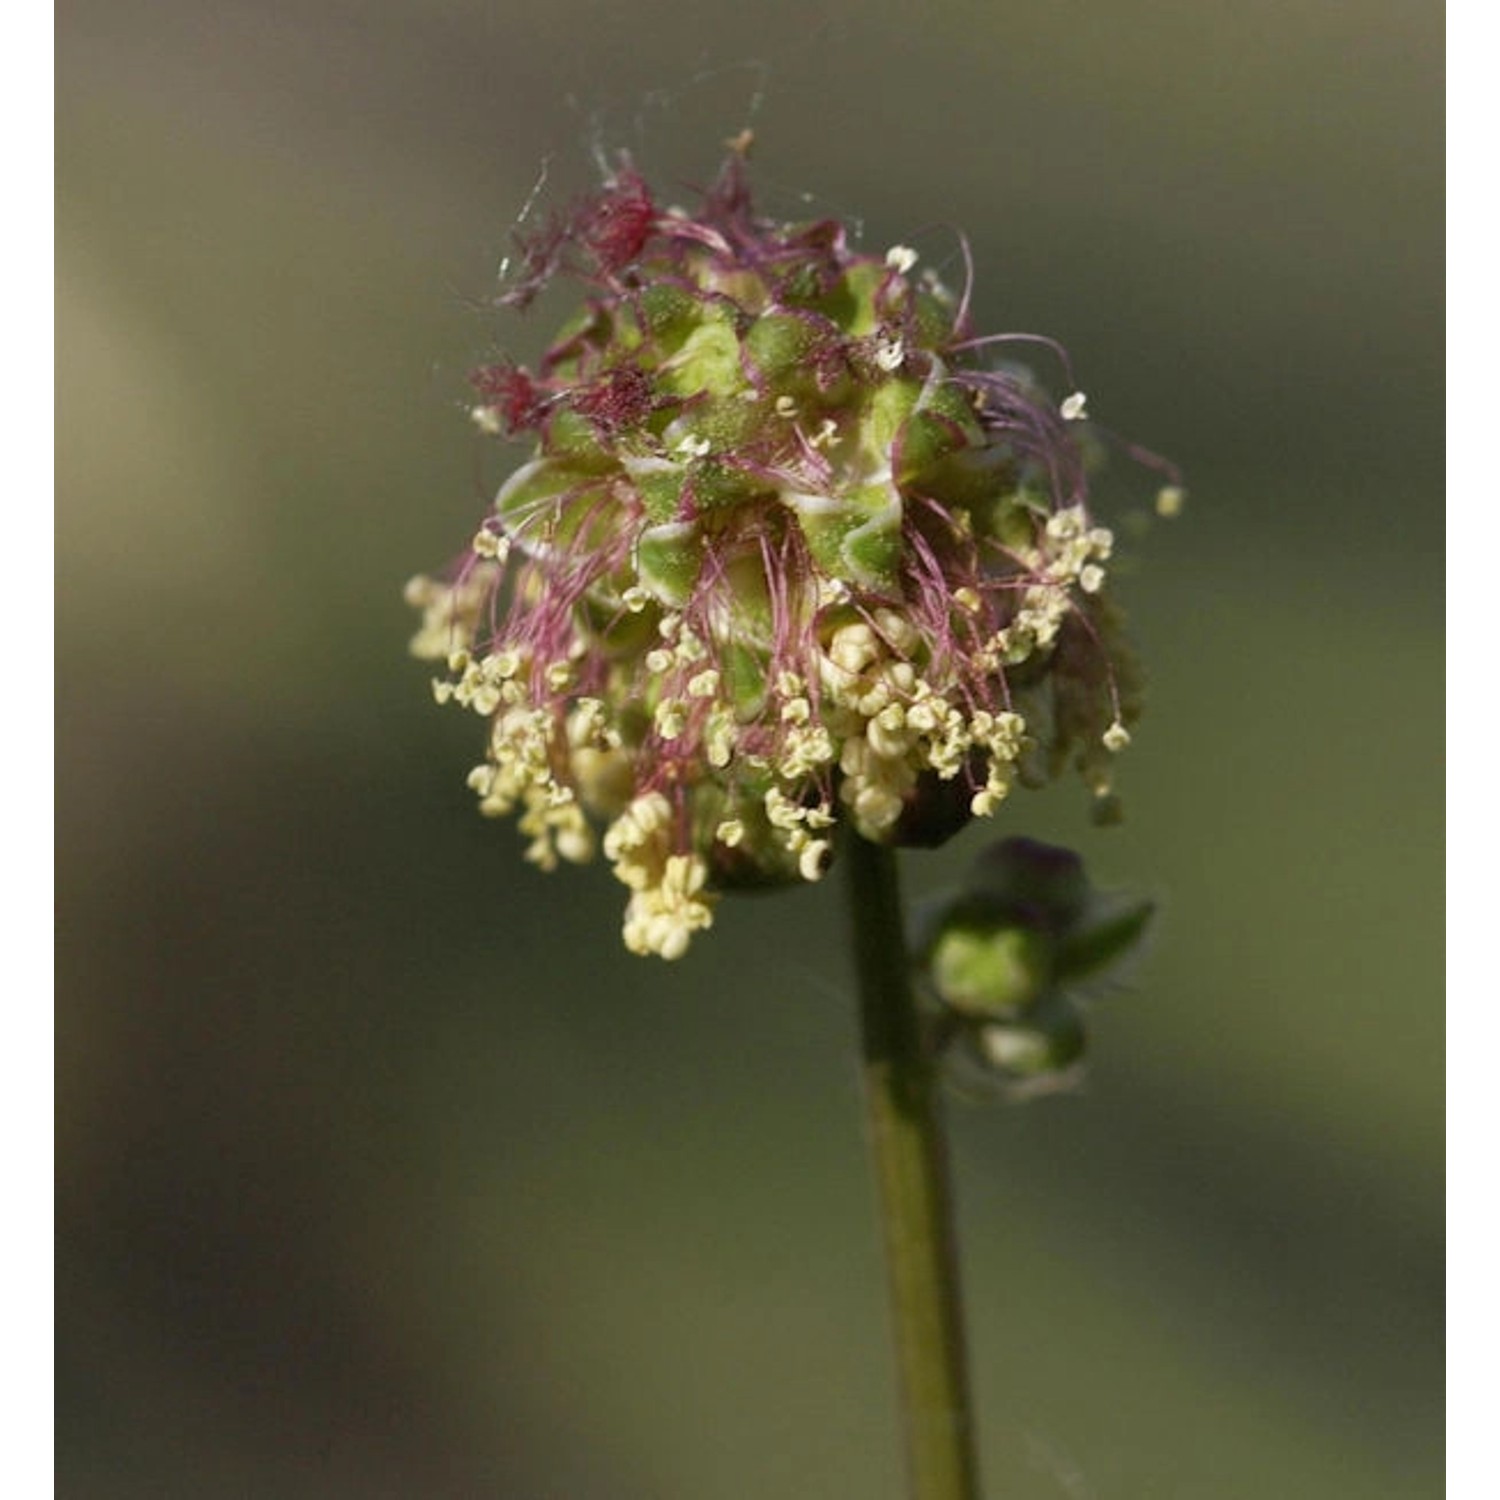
[407,150,1173,959]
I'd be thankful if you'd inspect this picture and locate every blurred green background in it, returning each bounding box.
[56,1,1442,1495]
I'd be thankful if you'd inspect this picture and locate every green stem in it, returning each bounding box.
[842,830,982,1500]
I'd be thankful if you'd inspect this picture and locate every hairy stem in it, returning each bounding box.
[843,829,982,1500]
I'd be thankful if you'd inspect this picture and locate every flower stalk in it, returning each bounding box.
[844,827,981,1500]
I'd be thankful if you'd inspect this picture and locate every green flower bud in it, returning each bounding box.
[915,837,1153,1095]
[927,922,1052,1018]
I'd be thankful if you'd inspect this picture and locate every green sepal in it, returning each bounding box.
[785,484,904,591]
[574,582,660,657]
[708,546,776,653]
[541,408,614,468]
[685,459,766,512]
[841,489,905,589]
[895,409,973,488]
[742,311,822,380]
[669,397,764,454]
[635,520,704,606]
[658,318,743,399]
[866,378,922,456]
[634,282,701,348]
[965,487,1043,549]
[1053,894,1155,984]
[720,639,769,718]
[914,448,1017,512]
[910,289,958,347]
[622,457,685,524]
[808,260,884,335]
[496,459,616,552]
[545,302,608,367]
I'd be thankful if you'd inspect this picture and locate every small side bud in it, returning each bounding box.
[913,837,1154,1100]
[927,923,1051,1018]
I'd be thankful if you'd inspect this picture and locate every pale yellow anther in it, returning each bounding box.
[1156,485,1186,518]
[622,585,651,613]
[920,266,953,301]
[554,816,595,866]
[674,630,707,665]
[566,698,610,749]
[472,529,511,562]
[764,788,803,831]
[777,724,835,778]
[687,669,721,699]
[1103,721,1131,752]
[851,781,905,835]
[798,839,832,882]
[867,721,911,762]
[405,566,500,662]
[829,622,878,675]
[705,709,737,769]
[873,608,920,654]
[1079,564,1106,594]
[1046,506,1086,541]
[469,682,502,715]
[907,701,940,734]
[655,699,688,740]
[618,847,716,960]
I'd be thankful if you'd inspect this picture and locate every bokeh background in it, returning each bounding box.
[56,1,1443,1495]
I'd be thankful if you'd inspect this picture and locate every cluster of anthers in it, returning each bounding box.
[407,146,1181,958]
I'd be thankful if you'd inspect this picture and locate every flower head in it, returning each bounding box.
[408,148,1178,958]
